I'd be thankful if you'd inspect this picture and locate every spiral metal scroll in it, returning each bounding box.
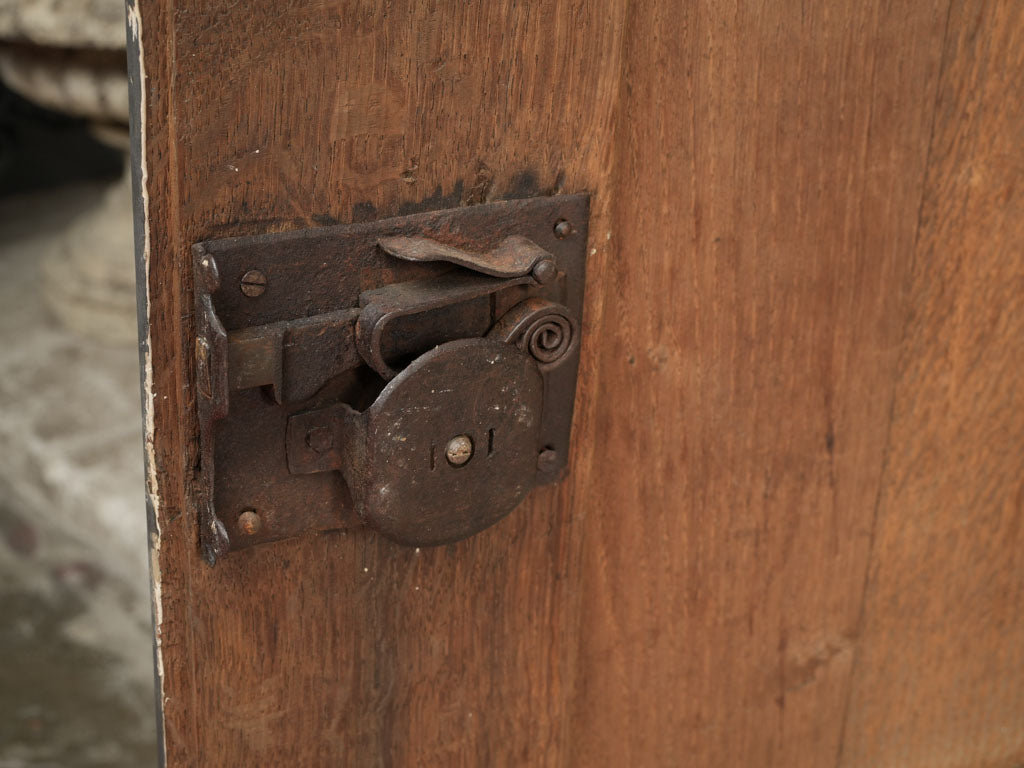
[488,299,579,371]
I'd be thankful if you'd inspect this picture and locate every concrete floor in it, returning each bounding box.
[0,182,157,767]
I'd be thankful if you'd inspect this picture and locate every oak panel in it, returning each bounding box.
[131,1,628,765]
[839,1,1024,765]
[567,1,948,765]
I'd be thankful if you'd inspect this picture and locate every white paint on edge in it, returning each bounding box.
[127,0,168,740]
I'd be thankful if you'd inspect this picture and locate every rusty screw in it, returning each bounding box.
[238,509,262,536]
[445,434,474,467]
[553,219,573,239]
[306,426,334,454]
[240,269,267,297]
[537,448,559,473]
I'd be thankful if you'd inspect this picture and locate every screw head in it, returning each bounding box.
[238,509,262,536]
[306,426,334,454]
[537,448,559,473]
[553,219,573,239]
[240,269,267,297]
[445,434,474,467]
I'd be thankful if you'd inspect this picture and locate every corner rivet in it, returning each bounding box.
[537,448,559,473]
[306,427,334,453]
[238,509,262,536]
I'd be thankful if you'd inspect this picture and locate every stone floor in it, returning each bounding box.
[0,181,157,767]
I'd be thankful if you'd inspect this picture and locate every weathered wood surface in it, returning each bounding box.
[570,1,950,765]
[128,0,1023,765]
[130,2,629,765]
[839,1,1024,765]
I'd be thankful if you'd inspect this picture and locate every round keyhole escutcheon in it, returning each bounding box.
[351,338,544,547]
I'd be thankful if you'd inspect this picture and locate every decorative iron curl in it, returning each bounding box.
[488,299,579,371]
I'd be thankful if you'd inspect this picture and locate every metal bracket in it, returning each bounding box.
[193,195,589,562]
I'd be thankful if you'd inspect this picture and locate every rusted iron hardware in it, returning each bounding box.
[193,195,589,563]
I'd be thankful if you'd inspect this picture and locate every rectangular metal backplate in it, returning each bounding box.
[194,195,590,555]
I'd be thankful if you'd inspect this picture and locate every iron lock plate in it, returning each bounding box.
[193,195,589,562]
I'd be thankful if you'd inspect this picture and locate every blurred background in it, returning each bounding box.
[0,0,156,765]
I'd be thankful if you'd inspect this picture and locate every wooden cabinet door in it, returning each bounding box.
[129,1,1023,765]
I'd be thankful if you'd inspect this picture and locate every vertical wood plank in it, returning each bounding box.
[839,2,1024,765]
[130,1,629,764]
[568,1,949,765]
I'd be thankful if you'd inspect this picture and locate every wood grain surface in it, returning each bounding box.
[128,0,1023,765]
[569,1,951,765]
[130,2,630,765]
[839,1,1024,765]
